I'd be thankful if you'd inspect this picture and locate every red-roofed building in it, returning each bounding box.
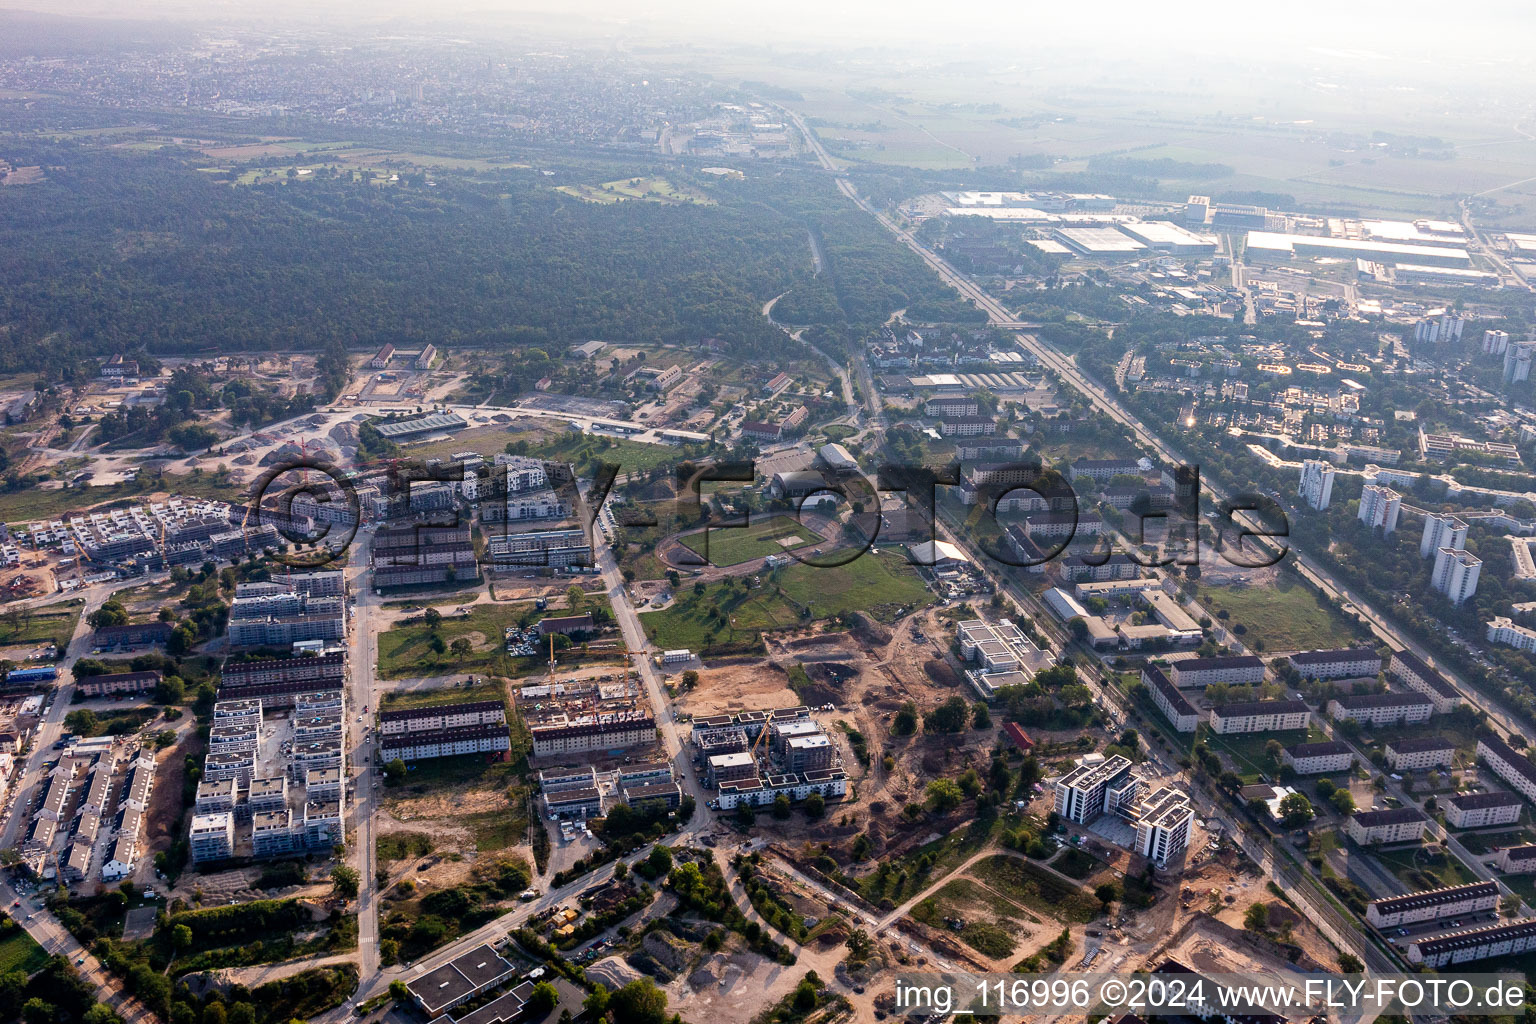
[1002,722,1034,753]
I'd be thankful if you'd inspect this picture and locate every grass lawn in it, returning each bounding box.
[1052,848,1100,880]
[557,176,714,205]
[0,601,84,650]
[1198,575,1359,653]
[970,855,1102,924]
[375,599,613,679]
[910,878,1026,958]
[0,471,245,524]
[1372,846,1478,891]
[528,433,703,476]
[380,679,509,710]
[377,831,435,863]
[1455,828,1535,855]
[639,549,932,653]
[678,515,821,567]
[0,921,48,974]
[381,589,483,610]
[1204,725,1324,782]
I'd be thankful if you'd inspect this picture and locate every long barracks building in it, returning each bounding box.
[1365,880,1499,929]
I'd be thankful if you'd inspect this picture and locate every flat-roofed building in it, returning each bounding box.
[622,780,682,811]
[1346,807,1427,845]
[1283,740,1353,775]
[189,812,235,863]
[785,734,833,773]
[1409,920,1536,967]
[1386,736,1457,772]
[528,710,655,758]
[1366,880,1499,929]
[1131,786,1195,868]
[1327,691,1434,727]
[1209,699,1311,735]
[1445,791,1522,829]
[708,751,759,785]
[248,776,287,814]
[1287,648,1381,681]
[1169,656,1265,689]
[195,779,238,816]
[1054,754,1137,824]
[1142,666,1198,733]
[405,945,516,1018]
[543,786,601,819]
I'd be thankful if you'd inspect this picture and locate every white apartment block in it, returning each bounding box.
[1358,485,1402,534]
[1282,740,1353,775]
[1365,881,1499,929]
[1419,513,1468,559]
[1410,921,1536,968]
[1286,647,1381,680]
[1346,807,1427,845]
[1477,735,1536,803]
[1497,845,1536,873]
[1327,692,1434,727]
[189,812,236,863]
[1132,787,1195,869]
[1142,666,1199,733]
[1208,699,1310,735]
[1298,459,1335,511]
[1431,547,1481,606]
[1388,650,1464,713]
[1168,655,1265,689]
[1054,754,1138,824]
[1444,792,1522,829]
[1487,617,1536,652]
[1385,736,1457,772]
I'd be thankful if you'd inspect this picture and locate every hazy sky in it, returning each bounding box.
[12,0,1536,64]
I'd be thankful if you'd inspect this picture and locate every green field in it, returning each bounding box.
[0,602,84,651]
[969,855,1101,924]
[557,176,715,206]
[0,471,245,525]
[0,922,48,975]
[1198,575,1359,653]
[910,879,1023,958]
[639,549,932,652]
[379,679,509,710]
[678,515,821,567]
[375,599,613,679]
[1372,846,1479,891]
[1204,725,1326,782]
[528,432,704,476]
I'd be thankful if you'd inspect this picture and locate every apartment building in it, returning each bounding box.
[1168,655,1265,689]
[1487,617,1536,652]
[373,524,481,588]
[1132,786,1195,868]
[190,812,236,863]
[1365,880,1499,929]
[1475,735,1536,803]
[528,711,655,758]
[1388,650,1464,713]
[1385,736,1457,772]
[1497,845,1536,873]
[1420,513,1469,559]
[1298,460,1335,510]
[1444,791,1522,829]
[76,670,162,698]
[1327,692,1434,727]
[1209,698,1311,735]
[1142,666,1199,733]
[1431,547,1482,606]
[938,416,997,437]
[1282,740,1353,775]
[1069,458,1141,483]
[1358,484,1402,533]
[1346,807,1428,845]
[1286,648,1381,681]
[1409,921,1536,968]
[485,528,592,569]
[220,653,346,707]
[1054,755,1138,824]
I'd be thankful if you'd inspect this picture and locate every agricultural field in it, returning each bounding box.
[678,514,821,567]
[557,176,714,205]
[1197,575,1359,653]
[639,549,932,652]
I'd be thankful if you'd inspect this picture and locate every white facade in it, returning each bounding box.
[1358,485,1402,533]
[1282,741,1353,775]
[1366,881,1499,929]
[1431,547,1481,606]
[1132,787,1195,868]
[1346,808,1427,845]
[1298,460,1335,510]
[1209,700,1310,734]
[1444,793,1521,829]
[1327,693,1434,727]
[1385,738,1456,772]
[1410,921,1536,967]
[1477,736,1536,803]
[1487,617,1536,652]
[1419,513,1468,559]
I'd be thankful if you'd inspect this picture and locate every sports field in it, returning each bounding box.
[678,515,821,566]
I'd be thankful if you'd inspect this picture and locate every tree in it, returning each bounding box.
[171,923,193,951]
[331,865,361,899]
[925,778,963,812]
[1278,792,1314,828]
[1337,953,1363,973]
[383,759,407,785]
[645,845,673,878]
[793,979,818,1011]
[389,981,410,1003]
[680,669,699,688]
[449,637,473,662]
[1094,881,1121,911]
[154,675,186,705]
[527,982,559,1017]
[423,608,442,629]
[773,793,792,819]
[227,1005,254,1024]
[582,988,610,1020]
[87,601,129,629]
[892,702,918,735]
[22,999,55,1024]
[924,696,970,734]
[83,1006,121,1024]
[804,792,825,818]
[1329,789,1355,814]
[1244,902,1270,932]
[612,860,628,881]
[1263,739,1284,769]
[608,979,668,1024]
[971,702,992,729]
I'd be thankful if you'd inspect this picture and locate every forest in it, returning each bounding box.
[0,139,976,376]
